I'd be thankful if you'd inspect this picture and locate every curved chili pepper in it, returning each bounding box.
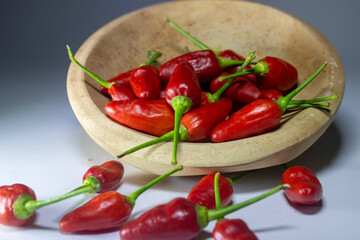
[281,166,323,205]
[210,63,330,142]
[130,65,161,100]
[165,61,202,164]
[100,69,132,96]
[67,45,135,101]
[0,184,36,226]
[59,165,183,233]
[117,98,232,158]
[82,160,124,193]
[187,171,251,210]
[212,219,258,240]
[105,99,174,137]
[119,184,287,240]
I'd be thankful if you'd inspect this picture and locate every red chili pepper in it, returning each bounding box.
[119,185,287,240]
[105,99,174,137]
[82,160,124,193]
[187,171,251,210]
[117,98,232,158]
[165,61,202,164]
[261,89,283,101]
[255,56,298,92]
[67,45,135,101]
[212,219,258,240]
[281,166,323,205]
[59,165,183,233]
[0,184,36,226]
[210,63,329,142]
[100,69,132,96]
[130,65,161,100]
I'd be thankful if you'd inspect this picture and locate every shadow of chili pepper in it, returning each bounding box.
[283,194,323,215]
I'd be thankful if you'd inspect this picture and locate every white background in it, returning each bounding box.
[1,0,359,239]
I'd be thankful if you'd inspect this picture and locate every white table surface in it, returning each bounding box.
[1,1,359,239]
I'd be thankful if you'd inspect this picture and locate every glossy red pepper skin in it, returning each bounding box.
[0,184,36,226]
[119,197,201,240]
[59,191,131,233]
[261,89,283,101]
[212,218,258,240]
[210,99,282,142]
[130,65,161,100]
[160,50,222,83]
[181,98,233,142]
[210,73,263,104]
[105,99,174,137]
[256,56,298,92]
[281,166,323,205]
[187,173,233,209]
[82,160,124,193]
[108,84,135,101]
[100,69,133,95]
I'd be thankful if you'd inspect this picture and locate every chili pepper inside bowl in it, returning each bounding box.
[67,1,344,176]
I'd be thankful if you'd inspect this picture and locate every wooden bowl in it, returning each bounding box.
[67,1,344,176]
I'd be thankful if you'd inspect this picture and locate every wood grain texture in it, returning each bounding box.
[67,1,344,175]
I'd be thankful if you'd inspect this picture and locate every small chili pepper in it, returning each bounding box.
[105,99,174,137]
[59,165,183,233]
[82,160,124,193]
[0,161,123,226]
[165,61,202,164]
[119,184,288,240]
[187,171,252,210]
[0,184,36,226]
[281,165,323,205]
[117,98,232,158]
[212,173,258,240]
[67,45,135,101]
[100,69,132,96]
[210,63,332,142]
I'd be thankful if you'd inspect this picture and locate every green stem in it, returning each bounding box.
[170,96,193,165]
[166,19,212,51]
[13,176,101,220]
[226,170,254,187]
[208,52,256,103]
[218,70,254,82]
[139,51,162,67]
[207,184,289,221]
[286,102,330,110]
[276,63,328,113]
[66,45,112,89]
[117,125,190,159]
[125,165,183,207]
[289,95,338,104]
[214,173,223,220]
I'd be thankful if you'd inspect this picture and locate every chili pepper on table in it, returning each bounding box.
[281,165,323,205]
[117,97,232,158]
[0,161,124,227]
[67,45,136,101]
[210,63,335,142]
[0,184,36,226]
[212,172,258,240]
[59,165,183,233]
[165,61,202,164]
[187,171,252,210]
[105,98,175,137]
[119,184,288,240]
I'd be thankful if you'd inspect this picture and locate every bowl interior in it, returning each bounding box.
[67,1,344,175]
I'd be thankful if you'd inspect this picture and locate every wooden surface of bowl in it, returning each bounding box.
[67,0,345,176]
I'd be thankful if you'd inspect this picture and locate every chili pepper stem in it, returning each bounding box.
[214,173,223,220]
[125,165,183,207]
[218,70,254,82]
[139,51,162,67]
[276,62,328,113]
[207,184,289,221]
[209,52,256,103]
[67,45,113,89]
[117,125,190,159]
[166,19,212,51]
[289,94,338,104]
[13,176,101,220]
[170,96,193,165]
[287,102,330,109]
